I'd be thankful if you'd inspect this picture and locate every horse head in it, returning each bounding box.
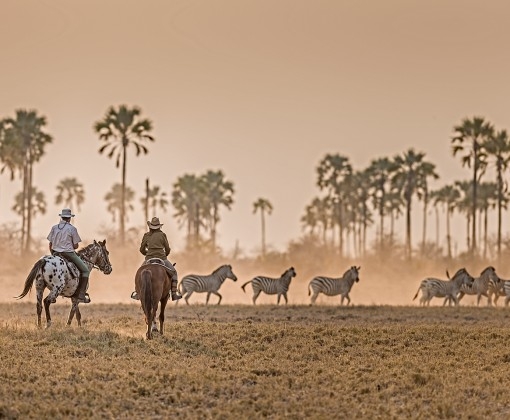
[87,239,113,275]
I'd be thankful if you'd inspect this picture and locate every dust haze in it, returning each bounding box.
[2,243,507,309]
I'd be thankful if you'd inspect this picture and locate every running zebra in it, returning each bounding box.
[413,268,474,306]
[488,275,510,306]
[455,266,500,306]
[241,267,296,305]
[308,266,360,305]
[179,264,237,305]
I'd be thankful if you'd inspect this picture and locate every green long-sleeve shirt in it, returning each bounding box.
[139,230,170,260]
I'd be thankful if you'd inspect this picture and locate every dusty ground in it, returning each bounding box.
[1,302,510,419]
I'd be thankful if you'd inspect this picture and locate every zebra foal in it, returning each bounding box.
[413,268,474,306]
[308,266,360,305]
[241,267,296,305]
[179,264,237,305]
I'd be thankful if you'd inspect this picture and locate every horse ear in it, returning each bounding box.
[357,266,361,271]
[94,239,97,244]
[101,239,106,245]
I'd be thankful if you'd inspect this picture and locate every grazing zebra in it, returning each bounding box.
[179,265,237,305]
[241,267,296,305]
[308,266,360,305]
[413,268,474,306]
[455,266,500,306]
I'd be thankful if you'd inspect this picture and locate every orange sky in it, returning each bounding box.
[1,0,510,254]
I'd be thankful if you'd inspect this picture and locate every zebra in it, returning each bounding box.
[308,266,360,305]
[488,275,510,306]
[454,266,500,306]
[178,264,237,305]
[413,268,474,306]
[241,267,296,305]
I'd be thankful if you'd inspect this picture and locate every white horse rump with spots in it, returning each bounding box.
[16,240,112,328]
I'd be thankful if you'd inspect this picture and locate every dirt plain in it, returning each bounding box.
[2,245,510,419]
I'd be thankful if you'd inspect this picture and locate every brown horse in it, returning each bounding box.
[135,262,171,340]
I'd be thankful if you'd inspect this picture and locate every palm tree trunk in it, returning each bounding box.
[497,162,503,258]
[422,197,427,249]
[25,159,33,252]
[446,207,452,259]
[120,143,127,244]
[472,143,478,254]
[144,178,149,226]
[406,197,412,259]
[483,207,488,259]
[261,210,266,257]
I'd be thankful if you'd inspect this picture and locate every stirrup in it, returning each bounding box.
[171,293,182,301]
[131,291,140,300]
[76,293,91,304]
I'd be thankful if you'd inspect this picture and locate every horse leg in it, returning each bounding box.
[67,300,79,326]
[43,295,53,329]
[159,297,169,335]
[213,291,222,305]
[76,305,82,327]
[36,287,44,328]
[310,291,319,305]
[206,292,211,305]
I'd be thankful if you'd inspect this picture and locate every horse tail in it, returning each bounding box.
[16,259,46,300]
[139,269,154,325]
[241,280,252,293]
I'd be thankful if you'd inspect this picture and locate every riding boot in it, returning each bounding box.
[171,278,182,301]
[73,276,91,303]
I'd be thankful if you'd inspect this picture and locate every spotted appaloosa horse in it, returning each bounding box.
[16,240,112,328]
[134,260,171,340]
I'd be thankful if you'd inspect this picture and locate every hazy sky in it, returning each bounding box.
[2,0,510,254]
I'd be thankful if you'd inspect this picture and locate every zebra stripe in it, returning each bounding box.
[456,266,499,306]
[241,267,296,305]
[488,276,510,306]
[308,266,360,305]
[179,265,237,305]
[413,268,474,306]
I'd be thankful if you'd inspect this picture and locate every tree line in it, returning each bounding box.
[1,108,509,259]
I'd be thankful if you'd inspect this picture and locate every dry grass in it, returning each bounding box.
[1,302,510,419]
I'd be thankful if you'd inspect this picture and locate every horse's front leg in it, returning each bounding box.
[67,299,79,326]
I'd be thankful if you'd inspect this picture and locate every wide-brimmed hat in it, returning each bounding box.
[59,208,75,218]
[147,217,163,229]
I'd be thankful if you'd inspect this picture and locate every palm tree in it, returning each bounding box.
[201,170,235,249]
[12,187,47,227]
[0,109,52,252]
[316,154,352,256]
[55,177,85,211]
[455,180,473,252]
[253,198,273,257]
[141,179,169,223]
[391,149,438,258]
[94,105,154,243]
[484,129,510,257]
[104,183,136,228]
[417,161,440,248]
[301,197,331,244]
[172,174,205,247]
[366,157,398,247]
[432,184,460,258]
[477,182,498,258]
[452,116,493,254]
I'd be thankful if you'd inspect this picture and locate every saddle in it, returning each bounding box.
[142,258,176,277]
[52,252,80,278]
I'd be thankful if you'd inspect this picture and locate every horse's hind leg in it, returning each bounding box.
[43,296,53,329]
[36,288,44,328]
[159,298,169,335]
